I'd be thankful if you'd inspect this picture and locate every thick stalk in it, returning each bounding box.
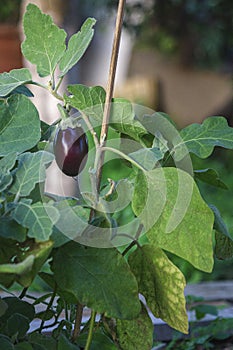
[72,302,84,342]
[96,0,126,192]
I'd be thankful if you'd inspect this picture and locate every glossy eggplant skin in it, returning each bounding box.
[53,126,88,177]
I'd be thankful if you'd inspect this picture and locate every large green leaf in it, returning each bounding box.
[174,117,233,159]
[0,94,40,156]
[65,84,106,120]
[9,151,54,197]
[0,69,32,97]
[0,152,17,192]
[133,167,214,272]
[129,245,188,334]
[12,200,59,241]
[21,4,66,77]
[59,18,96,76]
[52,241,141,319]
[116,303,154,350]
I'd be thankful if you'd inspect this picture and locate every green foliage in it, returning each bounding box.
[129,245,188,333]
[116,303,153,350]
[0,3,232,349]
[52,241,141,319]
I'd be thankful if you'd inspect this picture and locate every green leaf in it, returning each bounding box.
[77,332,117,350]
[0,336,14,350]
[15,342,34,350]
[194,168,228,189]
[116,303,154,350]
[57,334,80,350]
[0,69,32,97]
[52,241,141,319]
[133,167,214,272]
[9,151,54,197]
[215,231,233,260]
[210,205,233,259]
[210,205,231,238]
[6,313,30,338]
[28,333,57,350]
[129,245,188,334]
[59,18,96,76]
[16,240,54,287]
[22,4,66,77]
[0,152,17,192]
[129,147,164,170]
[0,238,20,287]
[174,117,233,159]
[0,299,8,317]
[12,200,59,241]
[0,255,34,275]
[0,297,35,322]
[65,84,106,120]
[0,94,41,156]
[110,98,147,140]
[10,85,34,98]
[0,238,52,287]
[193,304,218,320]
[0,218,27,242]
[52,200,89,243]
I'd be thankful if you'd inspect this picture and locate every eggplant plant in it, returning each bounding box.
[0,2,233,350]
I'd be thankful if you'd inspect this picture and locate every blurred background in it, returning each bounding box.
[1,0,233,285]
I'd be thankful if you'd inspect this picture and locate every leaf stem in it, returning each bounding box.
[102,146,146,172]
[72,302,84,342]
[54,76,64,94]
[84,310,96,350]
[122,224,143,256]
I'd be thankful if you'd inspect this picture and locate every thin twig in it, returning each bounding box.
[96,0,126,191]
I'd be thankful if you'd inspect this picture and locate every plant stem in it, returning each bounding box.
[95,0,126,192]
[19,287,28,299]
[81,111,100,148]
[122,224,143,256]
[102,146,146,172]
[84,311,96,350]
[54,76,64,94]
[38,285,57,333]
[72,302,84,342]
